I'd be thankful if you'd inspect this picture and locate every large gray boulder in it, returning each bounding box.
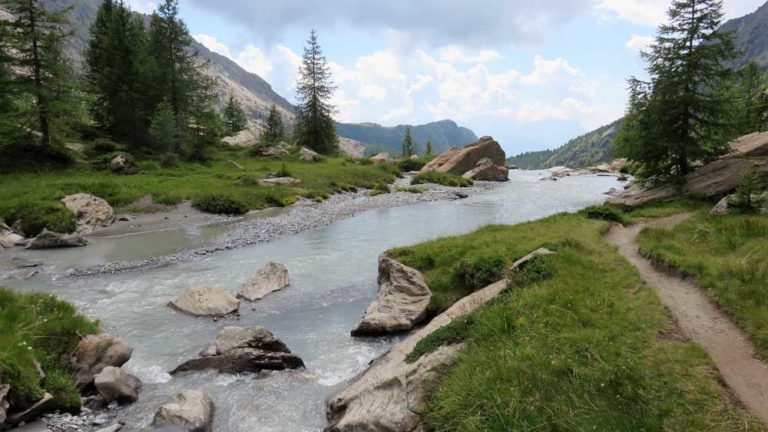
[238,262,290,301]
[61,194,115,234]
[153,390,215,432]
[299,146,321,162]
[463,157,509,182]
[171,326,304,375]
[109,153,137,174]
[351,256,431,336]
[421,136,506,177]
[370,152,396,166]
[94,367,142,404]
[729,132,768,158]
[168,286,240,317]
[256,142,291,157]
[27,230,87,249]
[71,333,134,389]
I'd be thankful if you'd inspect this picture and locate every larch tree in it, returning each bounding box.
[615,0,738,182]
[401,127,414,157]
[0,0,77,149]
[425,140,434,156]
[295,30,337,155]
[222,93,247,135]
[260,103,285,146]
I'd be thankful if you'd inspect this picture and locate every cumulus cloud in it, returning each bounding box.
[124,0,157,14]
[194,34,232,58]
[194,35,274,79]
[597,0,765,27]
[186,0,592,47]
[625,35,654,54]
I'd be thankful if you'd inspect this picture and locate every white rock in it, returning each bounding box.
[238,262,290,301]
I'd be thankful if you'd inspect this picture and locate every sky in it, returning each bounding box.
[125,0,767,155]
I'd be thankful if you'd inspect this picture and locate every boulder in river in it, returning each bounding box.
[171,326,304,375]
[351,256,431,336]
[71,333,134,389]
[238,262,290,301]
[421,136,506,178]
[462,157,509,182]
[61,193,116,234]
[94,367,142,404]
[168,286,240,317]
[153,390,215,432]
[27,230,87,249]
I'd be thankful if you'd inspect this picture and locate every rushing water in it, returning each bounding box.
[2,171,620,431]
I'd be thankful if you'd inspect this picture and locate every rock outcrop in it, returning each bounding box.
[94,367,141,404]
[257,177,302,187]
[109,153,137,174]
[171,326,304,375]
[61,194,115,234]
[729,132,768,158]
[299,147,321,162]
[421,136,507,181]
[255,143,291,157]
[462,157,509,182]
[238,262,290,301]
[222,129,258,147]
[338,137,366,159]
[371,152,396,165]
[71,334,134,389]
[153,390,215,432]
[607,158,768,207]
[27,230,87,249]
[351,256,431,337]
[168,286,240,317]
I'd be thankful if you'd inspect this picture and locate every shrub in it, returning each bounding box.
[43,369,81,414]
[161,153,178,168]
[5,202,77,236]
[398,158,428,172]
[453,256,506,291]
[192,194,249,215]
[412,171,473,187]
[583,205,627,224]
[729,169,766,213]
[370,182,391,196]
[92,138,119,153]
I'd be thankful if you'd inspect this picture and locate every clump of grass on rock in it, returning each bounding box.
[411,171,473,188]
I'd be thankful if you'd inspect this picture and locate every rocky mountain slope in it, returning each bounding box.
[336,120,478,156]
[721,1,768,69]
[507,119,621,169]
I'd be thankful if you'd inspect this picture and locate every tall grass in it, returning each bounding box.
[639,212,768,358]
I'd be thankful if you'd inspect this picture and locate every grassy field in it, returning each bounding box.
[389,213,765,431]
[0,146,400,235]
[638,211,768,359]
[0,288,99,414]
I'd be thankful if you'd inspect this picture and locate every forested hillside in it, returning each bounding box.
[336,120,477,156]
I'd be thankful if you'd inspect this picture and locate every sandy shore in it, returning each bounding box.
[69,177,500,277]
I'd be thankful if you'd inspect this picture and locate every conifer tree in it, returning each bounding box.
[616,0,737,182]
[402,127,414,157]
[222,93,247,135]
[295,30,337,154]
[84,0,148,147]
[0,0,77,149]
[260,104,284,146]
[730,63,768,135]
[425,140,434,156]
[149,100,175,153]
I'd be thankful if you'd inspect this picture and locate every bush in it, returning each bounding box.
[583,205,627,224]
[92,138,119,154]
[412,171,473,187]
[453,256,506,291]
[370,182,391,196]
[161,153,178,168]
[398,158,428,172]
[43,369,82,414]
[5,202,77,236]
[192,194,249,215]
[729,169,766,213]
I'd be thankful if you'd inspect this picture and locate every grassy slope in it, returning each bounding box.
[0,288,99,414]
[0,148,399,231]
[390,214,764,431]
[638,211,768,359]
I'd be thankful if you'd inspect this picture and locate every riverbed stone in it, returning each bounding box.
[6,393,53,425]
[351,256,431,336]
[71,334,134,389]
[238,262,290,301]
[94,367,142,404]
[0,232,24,248]
[168,286,240,317]
[27,230,87,249]
[172,326,304,375]
[61,193,116,234]
[153,390,214,432]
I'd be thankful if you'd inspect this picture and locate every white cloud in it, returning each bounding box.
[596,0,765,27]
[124,0,157,14]
[625,35,654,54]
[439,46,502,63]
[236,45,274,78]
[193,34,232,58]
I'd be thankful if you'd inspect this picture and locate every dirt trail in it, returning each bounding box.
[606,213,768,423]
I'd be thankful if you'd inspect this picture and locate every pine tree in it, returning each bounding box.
[425,140,434,156]
[615,0,738,182]
[401,127,414,157]
[295,30,337,155]
[186,74,220,160]
[84,0,148,147]
[222,93,247,135]
[260,104,284,146]
[0,0,77,149]
[149,100,175,153]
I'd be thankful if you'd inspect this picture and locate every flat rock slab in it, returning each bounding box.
[351,256,431,336]
[171,326,304,375]
[729,132,768,158]
[168,286,240,317]
[238,262,290,301]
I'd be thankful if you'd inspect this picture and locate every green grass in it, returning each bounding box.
[638,211,768,359]
[0,288,99,413]
[623,199,708,221]
[412,171,473,188]
[0,148,399,231]
[396,186,423,194]
[393,214,765,431]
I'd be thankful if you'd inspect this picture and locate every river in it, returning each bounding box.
[1,170,620,431]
